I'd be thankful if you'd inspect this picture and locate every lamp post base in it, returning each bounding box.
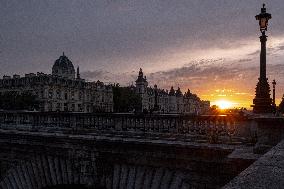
[252,78,272,114]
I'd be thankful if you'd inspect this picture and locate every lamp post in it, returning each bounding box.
[272,79,276,111]
[154,84,159,111]
[252,4,273,113]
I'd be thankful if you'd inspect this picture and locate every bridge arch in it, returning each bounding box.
[0,155,190,189]
[0,155,99,189]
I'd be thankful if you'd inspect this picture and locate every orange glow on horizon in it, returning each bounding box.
[199,88,281,110]
[212,100,236,110]
[198,88,253,109]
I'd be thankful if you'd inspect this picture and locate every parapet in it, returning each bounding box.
[3,75,11,79]
[25,73,36,78]
[13,74,20,79]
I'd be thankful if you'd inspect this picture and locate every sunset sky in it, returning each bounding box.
[1,0,284,108]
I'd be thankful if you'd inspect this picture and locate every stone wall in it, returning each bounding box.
[223,139,284,189]
[0,128,255,189]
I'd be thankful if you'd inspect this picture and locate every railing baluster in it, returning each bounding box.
[0,112,246,143]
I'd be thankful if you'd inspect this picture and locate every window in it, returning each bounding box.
[65,93,68,100]
[48,90,53,99]
[48,103,52,111]
[64,103,68,111]
[71,91,74,100]
[56,103,61,111]
[79,92,82,100]
[71,104,75,111]
[78,104,83,112]
[56,90,61,99]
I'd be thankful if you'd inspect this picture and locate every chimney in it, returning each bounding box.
[77,66,80,79]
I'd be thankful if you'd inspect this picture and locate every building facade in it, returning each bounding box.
[135,68,210,114]
[0,53,113,112]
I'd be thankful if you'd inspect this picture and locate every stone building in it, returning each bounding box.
[135,68,210,114]
[0,53,113,112]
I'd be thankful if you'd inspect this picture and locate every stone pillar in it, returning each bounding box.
[253,117,284,154]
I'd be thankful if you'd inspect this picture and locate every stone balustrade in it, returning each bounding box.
[0,111,252,143]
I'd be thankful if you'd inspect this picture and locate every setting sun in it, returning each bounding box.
[214,100,235,110]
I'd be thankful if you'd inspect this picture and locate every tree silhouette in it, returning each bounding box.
[0,91,39,111]
[278,95,284,113]
[112,85,142,113]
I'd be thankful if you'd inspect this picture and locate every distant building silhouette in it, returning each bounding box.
[134,68,210,114]
[0,53,113,112]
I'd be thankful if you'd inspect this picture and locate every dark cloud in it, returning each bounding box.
[2,0,284,105]
[81,70,136,85]
[81,70,110,81]
[1,0,284,76]
[148,62,284,99]
[278,45,284,51]
[81,59,284,101]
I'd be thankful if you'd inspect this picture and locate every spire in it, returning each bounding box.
[169,86,175,96]
[139,68,143,76]
[136,68,147,83]
[77,66,80,79]
[63,52,65,56]
[176,87,182,96]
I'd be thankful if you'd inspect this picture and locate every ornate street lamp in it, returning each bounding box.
[252,4,273,113]
[255,4,272,33]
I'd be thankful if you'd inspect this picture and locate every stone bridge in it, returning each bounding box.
[0,111,280,189]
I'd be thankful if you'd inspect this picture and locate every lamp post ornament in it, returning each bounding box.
[252,4,273,113]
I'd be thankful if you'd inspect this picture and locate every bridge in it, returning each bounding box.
[0,111,282,189]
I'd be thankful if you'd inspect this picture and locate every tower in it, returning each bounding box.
[135,68,148,111]
[135,68,148,95]
[176,87,184,113]
[169,86,177,113]
[154,84,159,111]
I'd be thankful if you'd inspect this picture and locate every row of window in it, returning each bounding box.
[36,89,112,102]
[148,97,169,103]
[35,89,89,101]
[0,77,86,87]
[46,103,114,112]
[47,103,90,112]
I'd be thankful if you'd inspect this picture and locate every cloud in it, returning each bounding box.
[80,57,284,107]
[247,50,260,56]
[81,70,137,85]
[238,58,252,63]
[2,0,284,77]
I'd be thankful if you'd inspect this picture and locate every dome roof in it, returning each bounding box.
[53,52,74,70]
[52,52,75,79]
